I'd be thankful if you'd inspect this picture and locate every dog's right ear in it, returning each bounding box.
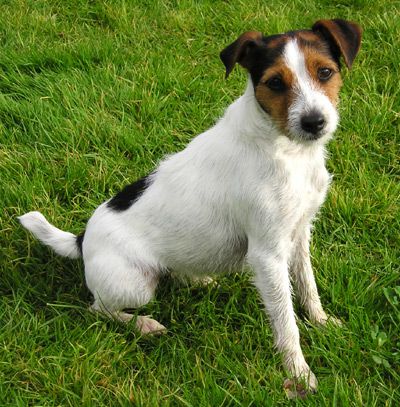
[220,31,263,78]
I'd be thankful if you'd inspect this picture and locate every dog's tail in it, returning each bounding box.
[18,211,82,259]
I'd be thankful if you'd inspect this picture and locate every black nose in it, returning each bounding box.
[301,111,325,135]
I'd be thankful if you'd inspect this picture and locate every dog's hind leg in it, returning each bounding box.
[85,254,166,335]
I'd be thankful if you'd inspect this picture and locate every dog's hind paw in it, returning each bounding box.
[136,316,167,335]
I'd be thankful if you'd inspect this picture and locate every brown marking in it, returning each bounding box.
[295,30,321,44]
[297,38,343,106]
[255,54,295,133]
[265,35,288,50]
[306,52,342,106]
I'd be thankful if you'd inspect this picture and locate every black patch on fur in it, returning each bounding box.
[76,231,85,255]
[107,175,151,211]
[246,35,286,86]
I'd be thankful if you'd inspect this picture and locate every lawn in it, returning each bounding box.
[0,0,399,405]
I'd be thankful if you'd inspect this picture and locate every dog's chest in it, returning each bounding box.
[278,153,330,219]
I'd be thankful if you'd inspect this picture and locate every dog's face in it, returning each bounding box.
[221,19,362,142]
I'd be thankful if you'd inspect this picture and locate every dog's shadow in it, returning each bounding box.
[14,239,265,341]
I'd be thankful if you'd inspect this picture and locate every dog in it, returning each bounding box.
[19,19,362,394]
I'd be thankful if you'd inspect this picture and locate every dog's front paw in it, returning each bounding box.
[283,369,318,399]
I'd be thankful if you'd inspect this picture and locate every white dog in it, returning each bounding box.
[19,19,362,394]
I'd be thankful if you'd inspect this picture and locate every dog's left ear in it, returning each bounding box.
[312,19,362,68]
[220,31,263,78]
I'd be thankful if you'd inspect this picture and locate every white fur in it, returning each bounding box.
[19,42,342,391]
[18,211,80,259]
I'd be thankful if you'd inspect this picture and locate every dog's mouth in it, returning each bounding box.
[300,132,324,141]
[297,126,327,140]
[288,125,332,143]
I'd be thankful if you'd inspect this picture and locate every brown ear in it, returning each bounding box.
[312,19,362,68]
[220,31,263,78]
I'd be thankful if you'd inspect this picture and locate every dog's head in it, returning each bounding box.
[220,19,362,142]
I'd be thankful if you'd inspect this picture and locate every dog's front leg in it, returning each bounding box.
[290,225,341,326]
[248,242,317,392]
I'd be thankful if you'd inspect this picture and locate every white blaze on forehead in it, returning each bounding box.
[283,39,314,91]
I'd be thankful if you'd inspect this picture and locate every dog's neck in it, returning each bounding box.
[222,79,330,157]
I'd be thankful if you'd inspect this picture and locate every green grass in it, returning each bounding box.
[1,0,399,405]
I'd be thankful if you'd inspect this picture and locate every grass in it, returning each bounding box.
[0,0,399,405]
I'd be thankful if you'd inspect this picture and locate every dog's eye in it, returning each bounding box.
[265,76,285,91]
[318,67,333,81]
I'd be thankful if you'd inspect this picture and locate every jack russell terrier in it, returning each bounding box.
[19,18,362,395]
